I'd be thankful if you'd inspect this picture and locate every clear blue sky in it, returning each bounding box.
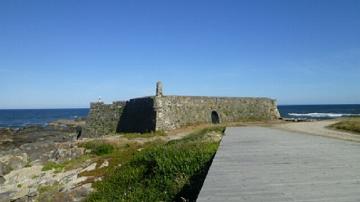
[0,0,359,108]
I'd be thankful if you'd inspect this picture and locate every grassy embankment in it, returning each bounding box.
[330,118,360,134]
[84,126,224,201]
[38,126,224,201]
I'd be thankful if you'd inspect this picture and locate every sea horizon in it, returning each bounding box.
[1,104,360,128]
[1,103,360,110]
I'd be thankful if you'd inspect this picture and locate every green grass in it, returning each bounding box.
[82,141,115,156]
[42,154,91,173]
[330,118,360,134]
[121,130,166,139]
[85,126,224,202]
[78,141,150,181]
[42,161,65,173]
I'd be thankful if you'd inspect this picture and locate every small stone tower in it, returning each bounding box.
[156,81,163,96]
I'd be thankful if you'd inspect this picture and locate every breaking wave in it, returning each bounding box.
[288,113,360,118]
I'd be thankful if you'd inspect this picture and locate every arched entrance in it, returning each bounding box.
[211,111,220,124]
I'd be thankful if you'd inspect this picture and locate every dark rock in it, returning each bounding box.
[0,161,13,176]
[11,196,28,202]
[0,176,5,184]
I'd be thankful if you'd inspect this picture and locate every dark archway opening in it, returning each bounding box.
[211,111,220,124]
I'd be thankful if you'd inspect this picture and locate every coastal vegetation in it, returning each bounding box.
[84,126,225,201]
[330,118,360,134]
[42,154,92,173]
[83,141,115,156]
[42,161,65,173]
[0,122,224,202]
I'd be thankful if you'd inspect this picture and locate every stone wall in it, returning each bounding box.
[117,97,156,133]
[84,95,280,136]
[84,101,125,137]
[154,96,280,131]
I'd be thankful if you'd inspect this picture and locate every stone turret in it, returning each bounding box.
[156,81,163,96]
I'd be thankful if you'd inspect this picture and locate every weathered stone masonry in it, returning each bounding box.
[154,96,279,131]
[84,101,125,137]
[117,97,156,133]
[84,82,280,136]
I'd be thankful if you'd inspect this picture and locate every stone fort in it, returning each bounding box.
[84,82,280,136]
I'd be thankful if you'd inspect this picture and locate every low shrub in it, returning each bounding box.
[330,118,360,134]
[82,141,114,156]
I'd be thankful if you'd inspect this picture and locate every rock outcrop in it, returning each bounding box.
[0,124,90,202]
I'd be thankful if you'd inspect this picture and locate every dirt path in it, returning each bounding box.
[272,120,360,142]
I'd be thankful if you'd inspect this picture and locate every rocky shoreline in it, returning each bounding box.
[0,119,92,202]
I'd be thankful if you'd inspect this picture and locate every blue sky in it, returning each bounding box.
[0,0,359,108]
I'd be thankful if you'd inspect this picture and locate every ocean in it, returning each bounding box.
[0,105,359,128]
[278,104,360,119]
[0,108,89,128]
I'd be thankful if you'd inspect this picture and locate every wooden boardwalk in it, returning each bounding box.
[197,127,360,202]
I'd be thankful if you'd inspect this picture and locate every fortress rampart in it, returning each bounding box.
[154,96,279,131]
[84,101,125,137]
[84,82,280,136]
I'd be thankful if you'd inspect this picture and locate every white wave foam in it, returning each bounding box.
[288,113,360,118]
